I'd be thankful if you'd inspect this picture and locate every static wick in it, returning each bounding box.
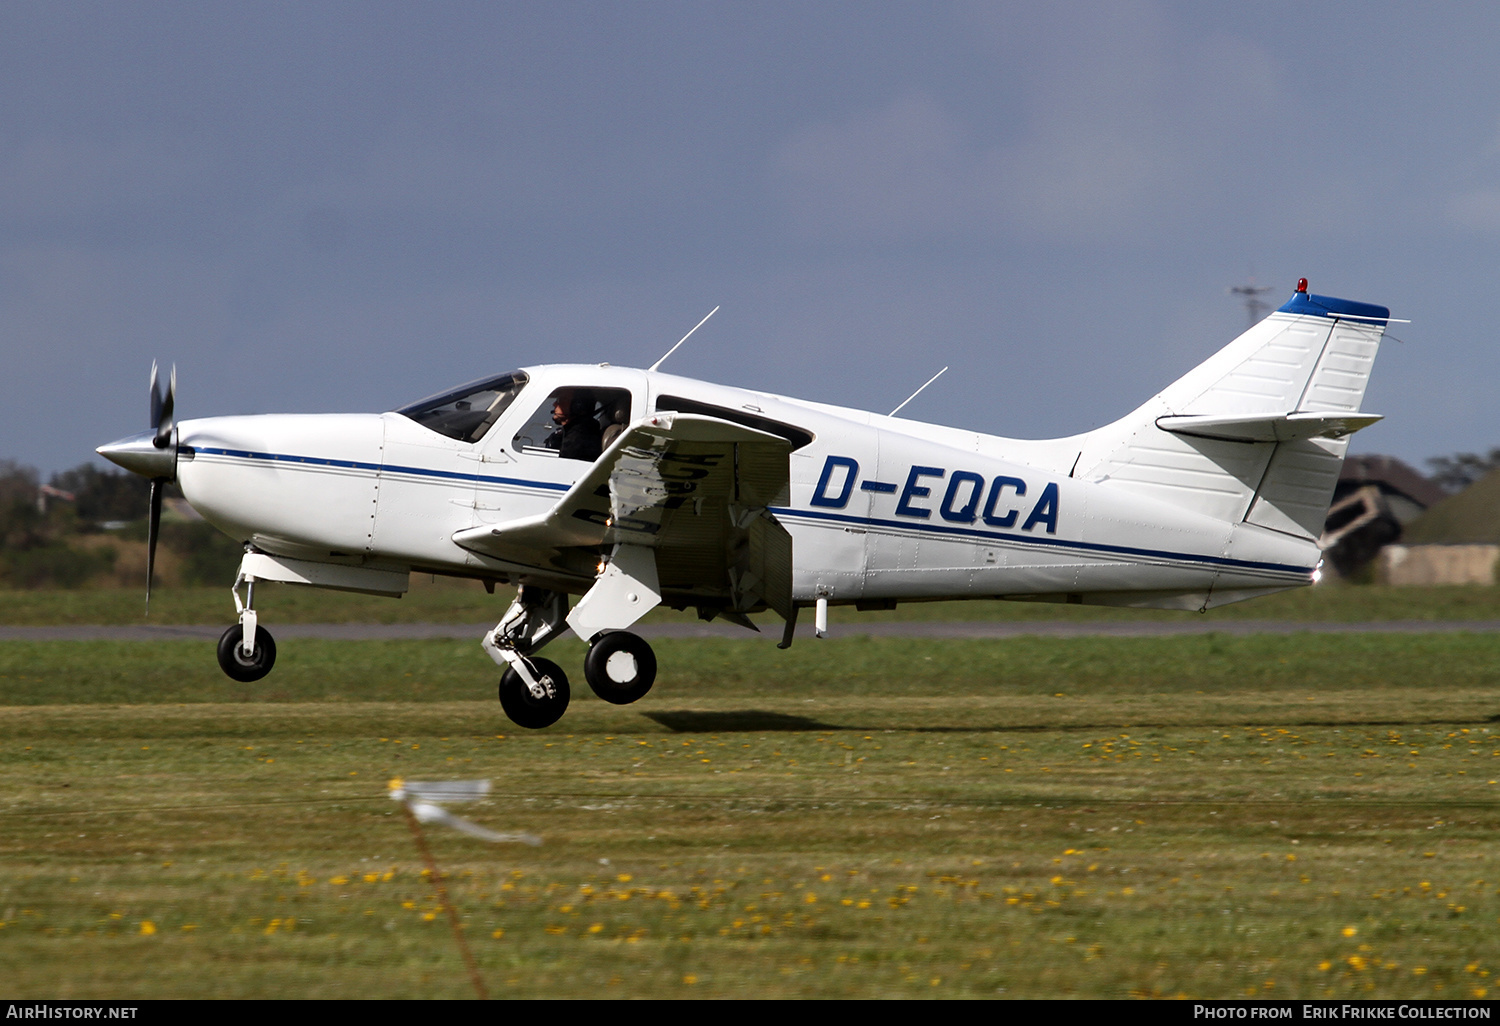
[889,366,949,417]
[649,306,719,372]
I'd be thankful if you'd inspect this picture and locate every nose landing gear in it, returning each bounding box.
[217,566,276,682]
[217,622,277,682]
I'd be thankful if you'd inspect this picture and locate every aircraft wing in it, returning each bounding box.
[452,414,793,619]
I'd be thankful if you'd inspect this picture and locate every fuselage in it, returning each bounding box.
[172,363,1318,612]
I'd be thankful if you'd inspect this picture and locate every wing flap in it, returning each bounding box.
[453,413,793,615]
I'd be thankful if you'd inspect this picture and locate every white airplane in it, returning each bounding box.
[98,279,1390,728]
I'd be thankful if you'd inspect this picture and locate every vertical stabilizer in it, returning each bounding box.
[1073,282,1389,539]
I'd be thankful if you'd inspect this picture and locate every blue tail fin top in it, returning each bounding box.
[1277,289,1389,324]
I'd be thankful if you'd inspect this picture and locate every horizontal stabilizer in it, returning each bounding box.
[1155,411,1383,443]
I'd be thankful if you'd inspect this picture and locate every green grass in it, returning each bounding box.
[3,632,1500,998]
[4,580,1500,626]
[3,633,1500,711]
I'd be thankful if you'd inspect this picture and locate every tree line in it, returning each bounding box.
[0,460,241,588]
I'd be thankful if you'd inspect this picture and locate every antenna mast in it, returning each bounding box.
[890,366,949,417]
[650,306,719,372]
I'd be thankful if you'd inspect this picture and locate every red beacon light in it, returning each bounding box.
[1295,277,1308,294]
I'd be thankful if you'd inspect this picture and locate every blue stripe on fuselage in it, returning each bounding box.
[771,506,1312,577]
[190,446,571,492]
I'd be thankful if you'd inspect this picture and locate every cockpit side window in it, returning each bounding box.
[396,371,530,443]
[653,394,815,449]
[512,387,632,462]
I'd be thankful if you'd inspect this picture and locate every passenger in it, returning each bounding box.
[600,394,631,448]
[545,389,603,462]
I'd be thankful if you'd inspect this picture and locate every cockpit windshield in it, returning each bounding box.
[395,371,530,443]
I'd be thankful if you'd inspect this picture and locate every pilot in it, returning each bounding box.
[545,389,603,462]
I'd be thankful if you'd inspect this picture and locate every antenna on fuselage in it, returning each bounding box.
[889,366,949,417]
[649,306,719,372]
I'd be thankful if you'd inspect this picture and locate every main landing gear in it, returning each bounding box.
[483,586,573,729]
[497,657,570,729]
[482,583,660,728]
[582,630,656,704]
[217,571,276,682]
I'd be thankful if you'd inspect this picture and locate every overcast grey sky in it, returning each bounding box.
[4,1,1498,477]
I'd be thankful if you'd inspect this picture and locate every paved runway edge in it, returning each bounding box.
[5,620,1500,642]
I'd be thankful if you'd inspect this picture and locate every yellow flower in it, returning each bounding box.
[139,921,156,936]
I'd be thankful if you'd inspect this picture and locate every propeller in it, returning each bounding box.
[144,362,176,608]
[145,362,176,608]
[96,363,179,610]
[151,361,176,450]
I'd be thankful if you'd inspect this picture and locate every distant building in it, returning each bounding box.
[1377,544,1498,586]
[1365,465,1500,585]
[1399,466,1500,546]
[1320,455,1447,580]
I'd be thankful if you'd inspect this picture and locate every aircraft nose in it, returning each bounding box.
[97,430,177,480]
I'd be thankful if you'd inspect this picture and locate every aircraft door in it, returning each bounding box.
[470,382,637,527]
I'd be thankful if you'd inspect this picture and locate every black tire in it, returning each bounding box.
[583,631,656,705]
[217,624,277,682]
[498,657,570,729]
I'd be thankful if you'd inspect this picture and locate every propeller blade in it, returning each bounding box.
[150,361,162,430]
[146,478,163,611]
[153,365,176,450]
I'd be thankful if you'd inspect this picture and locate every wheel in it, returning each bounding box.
[498,657,570,728]
[583,631,656,705]
[217,624,277,682]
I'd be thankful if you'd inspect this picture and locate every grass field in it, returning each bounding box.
[6,579,1500,626]
[3,608,1500,999]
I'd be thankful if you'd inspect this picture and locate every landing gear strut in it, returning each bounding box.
[483,586,572,729]
[218,567,276,682]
